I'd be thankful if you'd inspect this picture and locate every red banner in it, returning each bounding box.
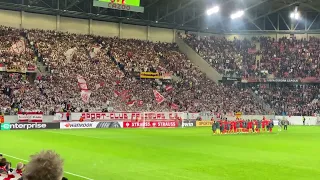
[27,65,36,72]
[170,103,179,110]
[153,90,165,104]
[18,112,43,122]
[77,75,86,84]
[165,85,173,92]
[123,121,178,128]
[0,63,5,72]
[114,90,121,97]
[81,90,91,103]
[70,112,186,121]
[137,100,143,106]
[78,83,88,90]
[248,48,257,54]
[127,100,136,107]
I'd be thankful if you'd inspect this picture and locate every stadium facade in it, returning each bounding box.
[1,0,320,40]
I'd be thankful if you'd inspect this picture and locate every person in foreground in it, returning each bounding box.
[19,150,67,180]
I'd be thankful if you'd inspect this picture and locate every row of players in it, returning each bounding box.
[210,119,289,134]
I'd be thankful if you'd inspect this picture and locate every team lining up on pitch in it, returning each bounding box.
[210,118,289,134]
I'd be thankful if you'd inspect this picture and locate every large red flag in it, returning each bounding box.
[127,100,136,107]
[77,75,86,84]
[248,48,257,54]
[121,90,131,101]
[137,100,143,106]
[81,90,91,103]
[79,83,88,90]
[114,90,121,97]
[165,85,173,92]
[170,103,179,110]
[153,90,165,104]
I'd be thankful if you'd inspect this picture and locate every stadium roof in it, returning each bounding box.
[1,0,320,33]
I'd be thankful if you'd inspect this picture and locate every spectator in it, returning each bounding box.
[182,34,320,79]
[0,158,10,173]
[0,26,299,115]
[16,162,25,175]
[22,150,64,180]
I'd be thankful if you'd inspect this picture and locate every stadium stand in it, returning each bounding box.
[182,33,320,79]
[0,26,268,115]
[181,33,320,116]
[254,84,320,116]
[1,23,319,116]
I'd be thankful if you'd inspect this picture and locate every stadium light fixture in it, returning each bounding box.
[290,11,300,20]
[206,6,220,16]
[290,5,300,20]
[230,10,244,19]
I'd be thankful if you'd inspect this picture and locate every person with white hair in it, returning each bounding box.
[15,162,25,176]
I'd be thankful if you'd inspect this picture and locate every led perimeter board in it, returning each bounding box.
[93,0,144,13]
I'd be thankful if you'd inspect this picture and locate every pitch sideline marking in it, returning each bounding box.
[1,153,94,180]
[45,130,107,139]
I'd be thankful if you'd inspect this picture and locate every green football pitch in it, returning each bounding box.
[1,126,320,180]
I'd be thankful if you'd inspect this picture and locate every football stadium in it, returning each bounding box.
[0,0,320,179]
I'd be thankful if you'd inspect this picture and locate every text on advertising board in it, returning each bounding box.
[18,112,43,122]
[108,2,130,11]
[61,122,97,129]
[196,121,214,127]
[124,121,178,128]
[72,112,186,121]
[60,122,124,129]
[3,123,60,130]
[11,123,46,129]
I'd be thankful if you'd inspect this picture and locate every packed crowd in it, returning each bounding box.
[254,84,320,116]
[0,26,266,115]
[182,33,320,79]
[182,33,254,77]
[1,26,319,116]
[182,33,320,115]
[0,26,36,72]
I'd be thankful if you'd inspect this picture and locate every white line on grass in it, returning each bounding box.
[45,130,106,139]
[45,130,211,138]
[1,153,94,180]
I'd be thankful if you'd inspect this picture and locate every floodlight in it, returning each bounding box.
[290,5,300,20]
[294,12,300,20]
[230,10,244,19]
[206,6,220,16]
[290,12,295,19]
[290,12,300,20]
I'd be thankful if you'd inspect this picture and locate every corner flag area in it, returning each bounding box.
[1,126,319,180]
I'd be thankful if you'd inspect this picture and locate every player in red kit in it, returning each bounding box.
[248,120,253,133]
[253,120,258,133]
[239,119,243,133]
[262,119,266,132]
[230,121,234,133]
[222,120,227,134]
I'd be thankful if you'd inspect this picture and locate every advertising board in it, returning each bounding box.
[60,121,123,129]
[123,121,178,128]
[0,123,59,130]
